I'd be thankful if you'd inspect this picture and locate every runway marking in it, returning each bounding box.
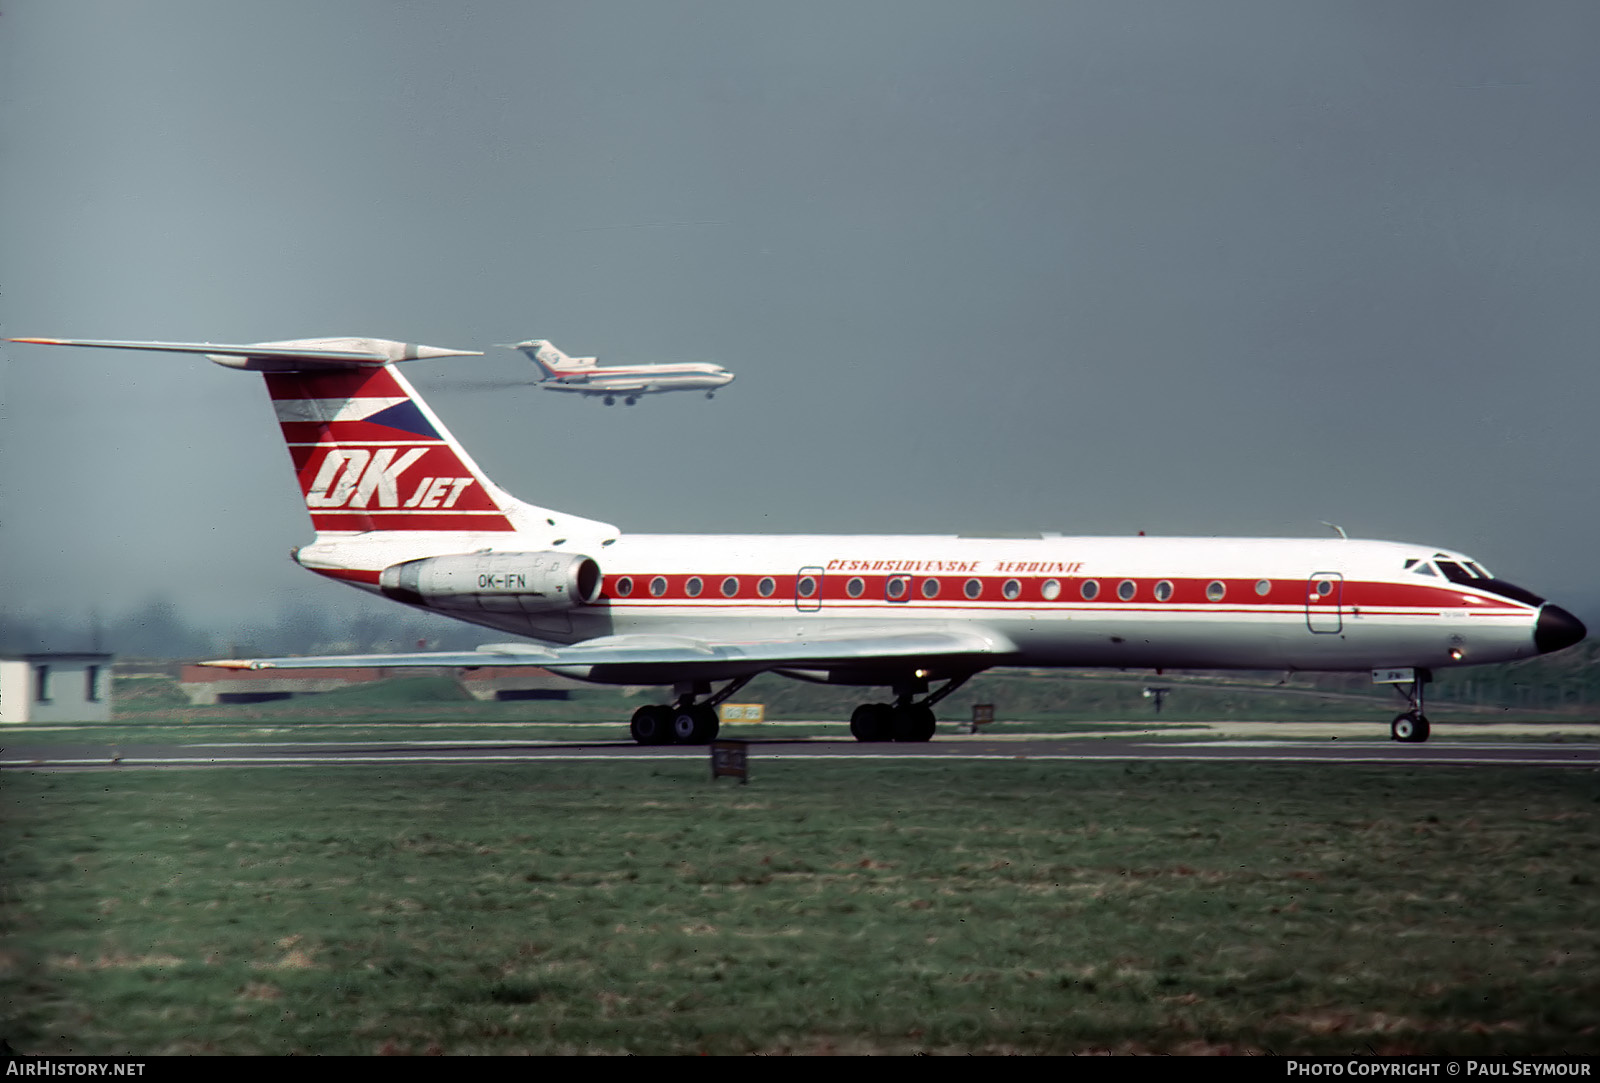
[4,741,1593,771]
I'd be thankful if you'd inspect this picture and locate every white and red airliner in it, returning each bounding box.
[14,335,1586,745]
[516,338,733,405]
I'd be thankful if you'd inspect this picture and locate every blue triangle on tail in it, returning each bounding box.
[364,400,439,438]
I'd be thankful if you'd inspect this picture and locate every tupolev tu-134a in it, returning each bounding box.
[12,334,1586,746]
[514,338,733,405]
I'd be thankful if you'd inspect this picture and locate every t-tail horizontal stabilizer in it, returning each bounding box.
[8,337,481,371]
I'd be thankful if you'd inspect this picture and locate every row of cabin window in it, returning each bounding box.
[608,576,1288,602]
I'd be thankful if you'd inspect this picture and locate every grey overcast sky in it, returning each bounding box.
[4,2,1600,634]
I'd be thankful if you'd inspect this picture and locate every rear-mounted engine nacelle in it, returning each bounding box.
[379,551,601,613]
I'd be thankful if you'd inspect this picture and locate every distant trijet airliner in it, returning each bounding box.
[514,339,733,405]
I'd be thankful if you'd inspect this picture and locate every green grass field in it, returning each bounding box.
[3,760,1596,1055]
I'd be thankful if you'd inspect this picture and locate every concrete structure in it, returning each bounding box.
[0,653,114,723]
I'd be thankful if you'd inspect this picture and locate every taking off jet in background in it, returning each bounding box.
[514,339,734,405]
[12,334,1586,746]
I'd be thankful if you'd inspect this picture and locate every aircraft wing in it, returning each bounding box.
[540,383,655,394]
[201,626,1017,683]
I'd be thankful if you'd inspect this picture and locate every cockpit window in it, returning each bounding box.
[1411,562,1437,577]
[1435,559,1545,606]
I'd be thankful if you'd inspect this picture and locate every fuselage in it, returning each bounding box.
[295,531,1575,675]
[19,334,1582,743]
[540,362,734,394]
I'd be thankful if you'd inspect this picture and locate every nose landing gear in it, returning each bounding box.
[1389,669,1432,743]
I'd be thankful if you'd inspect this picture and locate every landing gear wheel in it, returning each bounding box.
[850,702,894,742]
[672,704,720,745]
[604,395,616,406]
[1391,711,1431,743]
[892,704,937,742]
[631,704,674,745]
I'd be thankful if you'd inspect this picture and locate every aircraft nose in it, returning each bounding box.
[1534,604,1586,654]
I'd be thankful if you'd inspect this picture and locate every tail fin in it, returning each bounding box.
[514,339,595,379]
[267,362,521,533]
[11,336,618,541]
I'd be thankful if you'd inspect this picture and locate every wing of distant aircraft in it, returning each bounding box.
[539,382,658,394]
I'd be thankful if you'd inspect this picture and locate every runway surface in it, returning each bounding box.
[3,734,1594,770]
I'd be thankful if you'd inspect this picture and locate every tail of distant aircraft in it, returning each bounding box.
[514,339,595,379]
[9,336,618,542]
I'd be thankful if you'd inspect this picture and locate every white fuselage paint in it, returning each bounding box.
[540,363,734,396]
[293,531,1543,676]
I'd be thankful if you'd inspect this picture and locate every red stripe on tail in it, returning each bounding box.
[266,368,516,533]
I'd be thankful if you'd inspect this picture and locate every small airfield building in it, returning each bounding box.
[0,653,114,723]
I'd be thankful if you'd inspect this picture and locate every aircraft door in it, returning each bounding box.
[795,566,824,612]
[1305,572,1343,634]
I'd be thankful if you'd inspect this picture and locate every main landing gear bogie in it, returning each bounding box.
[630,703,721,745]
[629,677,757,746]
[849,702,937,742]
[846,675,968,743]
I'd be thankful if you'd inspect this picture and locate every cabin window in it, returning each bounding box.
[685,577,703,598]
[649,576,668,597]
[1255,579,1271,596]
[758,577,776,598]
[1316,579,1334,596]
[1154,580,1173,602]
[1041,579,1061,601]
[886,575,910,601]
[922,578,941,599]
[1117,579,1137,601]
[847,577,866,598]
[1002,579,1022,600]
[964,578,983,600]
[797,575,818,598]
[1206,580,1226,602]
[720,577,739,598]
[613,576,633,597]
[1080,579,1100,601]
